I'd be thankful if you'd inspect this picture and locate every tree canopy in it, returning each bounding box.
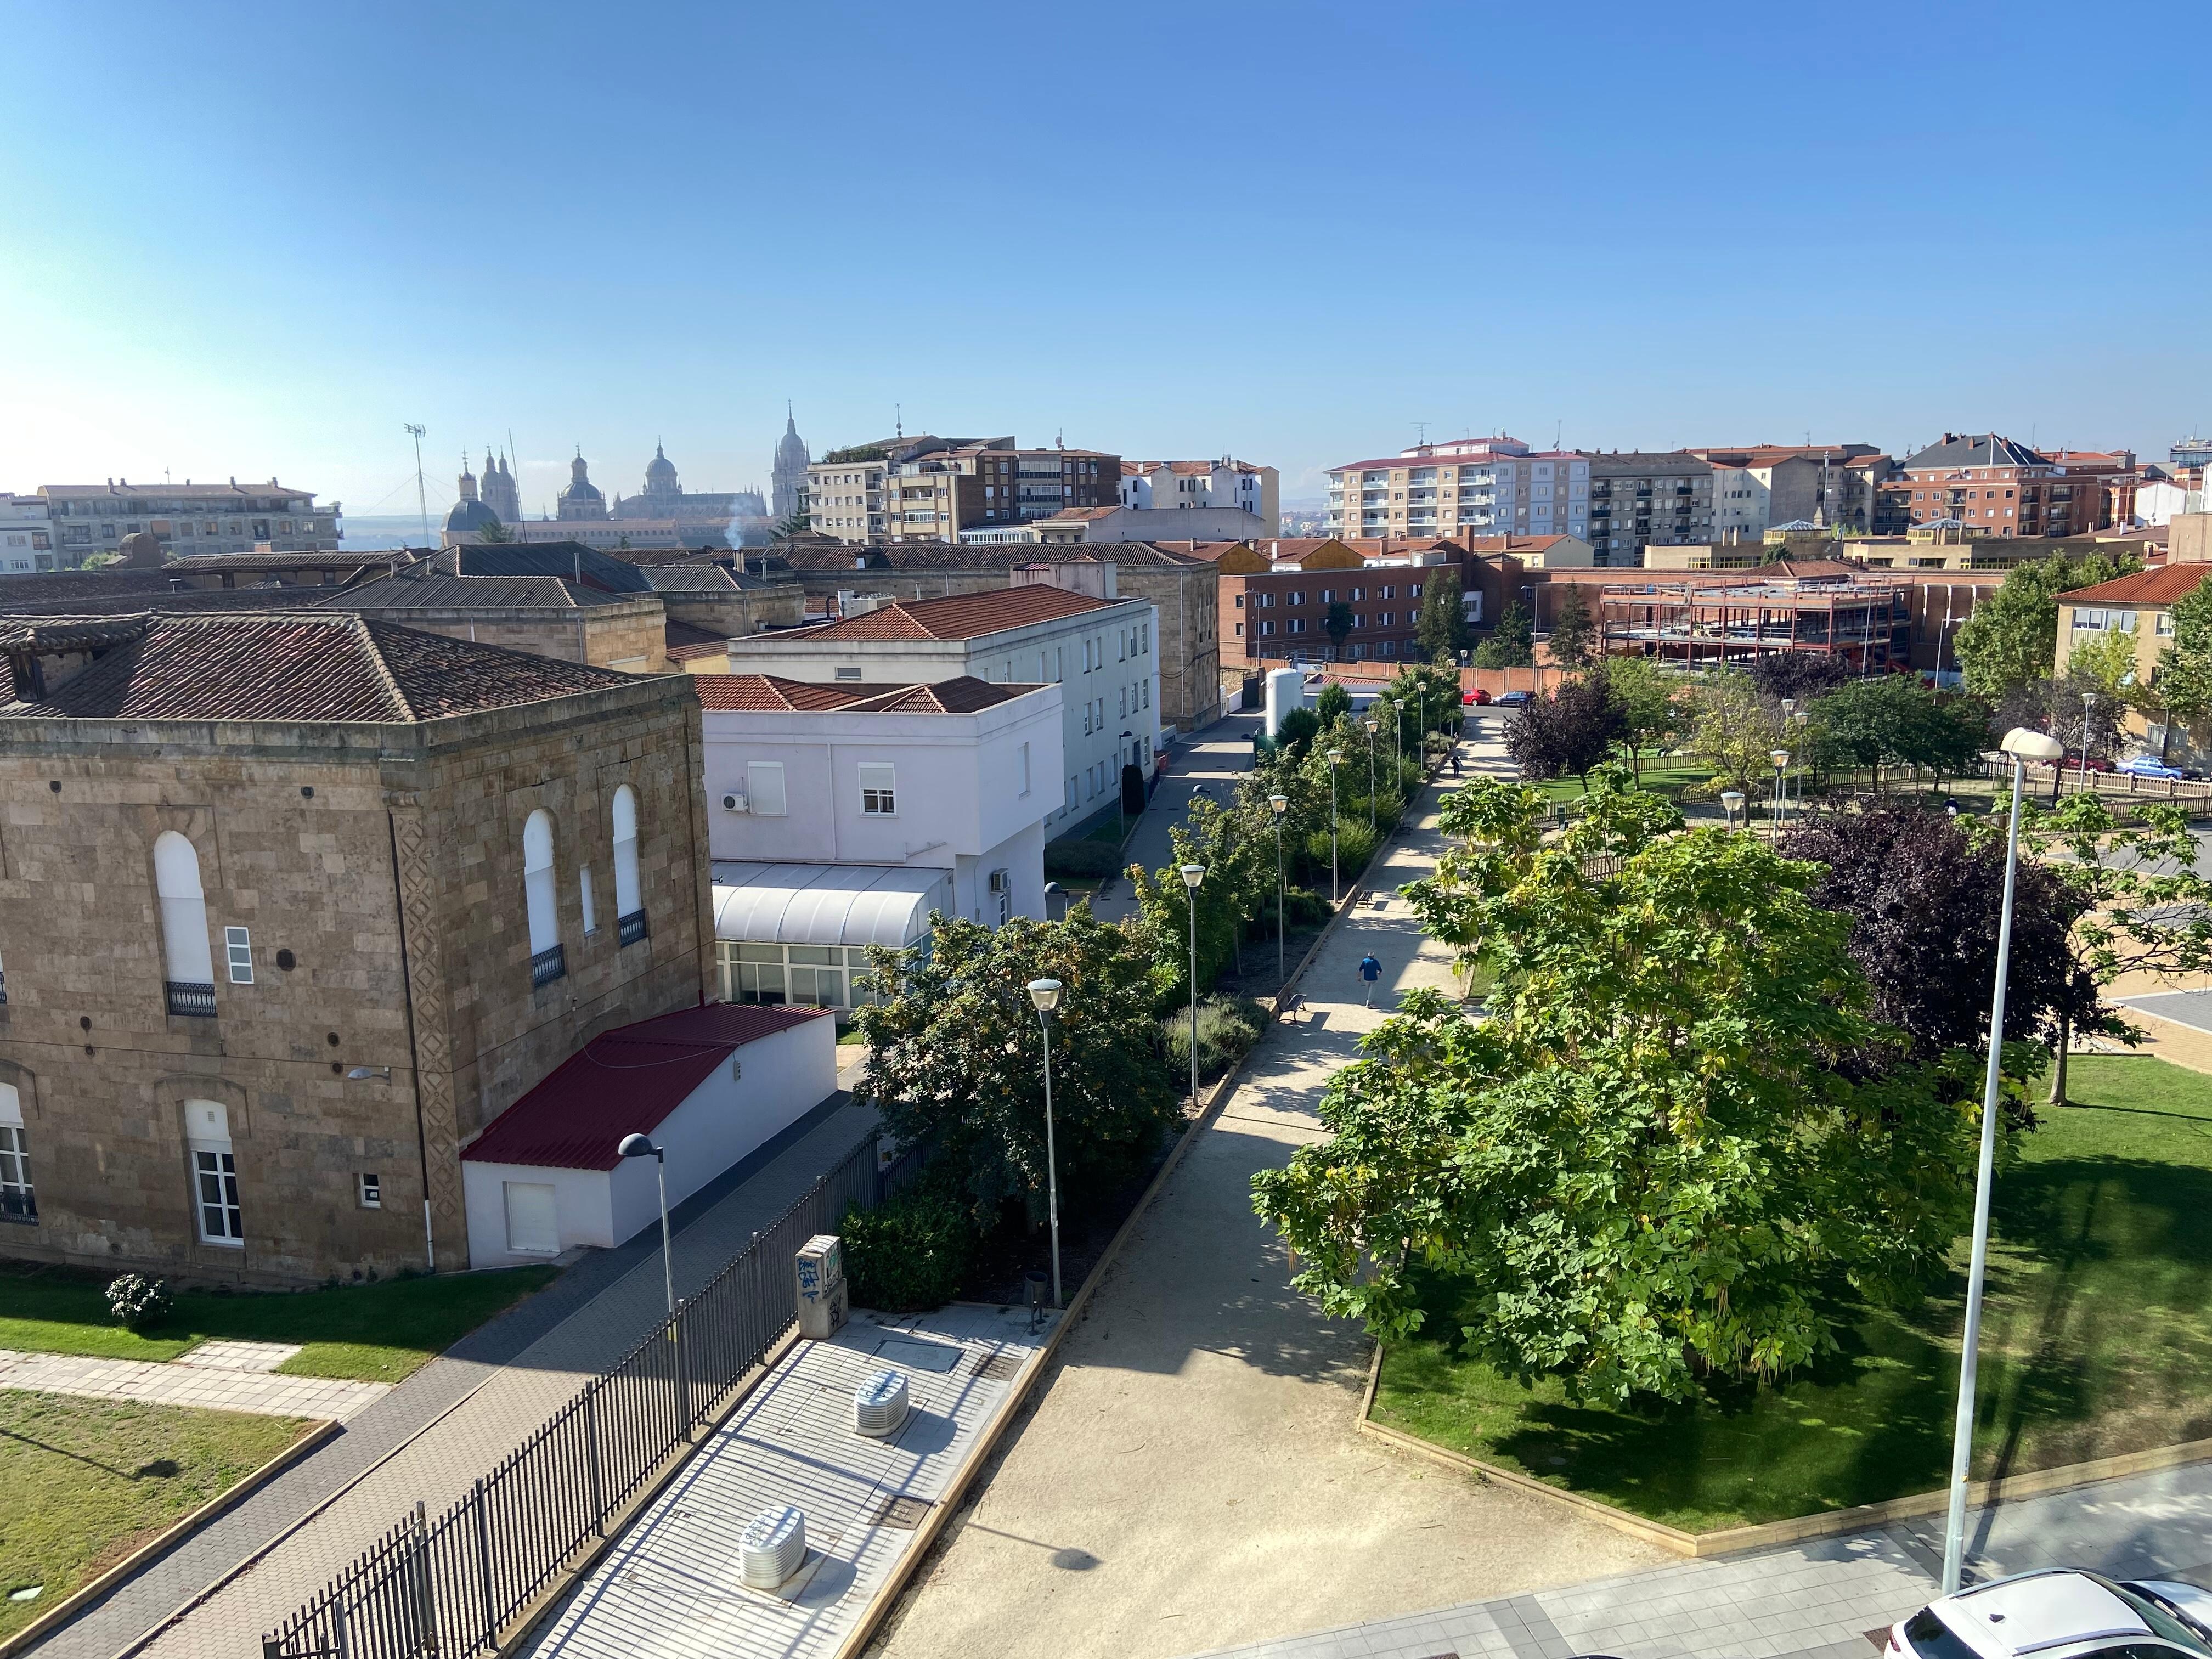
[1748,652,1849,704]
[1505,667,1625,784]
[1953,550,2142,696]
[1601,654,1681,778]
[1809,675,1987,788]
[1418,567,1469,661]
[1548,584,1595,668]
[1255,769,1982,1402]
[1471,599,1533,669]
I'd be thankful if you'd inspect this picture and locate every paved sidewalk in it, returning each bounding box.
[1091,710,1263,923]
[527,1305,1051,1659]
[31,1094,878,1659]
[0,1347,387,1422]
[870,732,1673,1659]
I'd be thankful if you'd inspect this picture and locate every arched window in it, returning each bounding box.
[154,832,216,1016]
[612,785,647,946]
[523,810,565,985]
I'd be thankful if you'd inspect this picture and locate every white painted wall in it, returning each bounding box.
[462,1014,838,1267]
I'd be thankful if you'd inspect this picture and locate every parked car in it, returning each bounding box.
[1463,688,1492,706]
[2117,754,2197,781]
[1889,1570,2212,1659]
[2030,752,2114,772]
[1495,690,1531,709]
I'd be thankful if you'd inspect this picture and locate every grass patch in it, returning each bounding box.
[0,1390,311,1639]
[0,1263,558,1384]
[1370,1055,2212,1533]
[1526,763,1712,806]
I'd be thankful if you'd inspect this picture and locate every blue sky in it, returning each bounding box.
[1,0,2202,518]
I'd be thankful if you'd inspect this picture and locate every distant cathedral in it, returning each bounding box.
[772,408,809,521]
[444,433,784,547]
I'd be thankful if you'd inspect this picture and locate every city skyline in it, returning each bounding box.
[1,0,2201,511]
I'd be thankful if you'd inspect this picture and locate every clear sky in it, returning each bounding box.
[1,0,2202,520]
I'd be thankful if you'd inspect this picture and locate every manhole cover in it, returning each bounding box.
[971,1349,1021,1381]
[868,1494,931,1530]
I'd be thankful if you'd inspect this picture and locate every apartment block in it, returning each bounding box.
[1326,437,1591,551]
[808,436,1120,544]
[1686,445,1889,539]
[0,498,55,573]
[1120,459,1279,533]
[1898,433,2115,538]
[39,479,340,565]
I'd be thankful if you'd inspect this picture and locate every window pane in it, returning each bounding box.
[788,945,837,964]
[736,943,783,962]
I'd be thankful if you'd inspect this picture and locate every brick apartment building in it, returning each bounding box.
[0,612,715,1283]
[1898,433,2120,538]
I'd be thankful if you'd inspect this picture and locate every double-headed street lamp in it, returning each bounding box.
[1268,793,1289,988]
[1179,865,1205,1109]
[1024,978,1066,1310]
[1940,726,2064,1593]
[617,1133,676,1317]
[1326,749,1344,903]
[1363,716,1379,833]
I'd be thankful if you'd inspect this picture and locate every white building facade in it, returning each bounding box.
[1,497,56,572]
[718,584,1160,837]
[1325,437,1589,546]
[1120,459,1280,533]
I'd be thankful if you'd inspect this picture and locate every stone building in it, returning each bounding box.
[0,611,715,1283]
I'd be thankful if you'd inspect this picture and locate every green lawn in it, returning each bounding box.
[1527,763,1713,806]
[0,1263,558,1384]
[0,1391,311,1639]
[1372,1055,2212,1533]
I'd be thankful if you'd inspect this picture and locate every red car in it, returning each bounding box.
[1462,688,1492,706]
[2029,752,2114,772]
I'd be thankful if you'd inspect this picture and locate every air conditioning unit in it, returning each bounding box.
[722,792,748,812]
[854,1369,910,1437]
[738,1505,807,1589]
[988,870,1011,894]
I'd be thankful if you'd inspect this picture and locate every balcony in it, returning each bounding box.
[0,1187,33,1225]
[531,944,567,989]
[618,910,649,947]
[165,980,217,1018]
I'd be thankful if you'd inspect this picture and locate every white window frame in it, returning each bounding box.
[859,762,897,816]
[187,1099,242,1246]
[224,925,253,985]
[358,1171,382,1210]
[746,761,788,816]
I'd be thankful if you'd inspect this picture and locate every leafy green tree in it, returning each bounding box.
[1680,671,1792,797]
[1748,652,1849,703]
[1324,601,1355,658]
[1417,567,1469,661]
[1314,681,1352,726]
[1601,654,1681,780]
[1273,706,1320,759]
[475,517,514,544]
[1953,550,2142,696]
[1809,676,1985,791]
[1471,600,1533,669]
[772,507,812,539]
[853,910,1180,1226]
[2148,576,2212,754]
[1505,667,1625,786]
[1259,771,1981,1402]
[1548,584,1595,668]
[2064,627,2137,697]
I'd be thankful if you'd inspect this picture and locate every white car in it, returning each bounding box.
[1890,1570,2212,1659]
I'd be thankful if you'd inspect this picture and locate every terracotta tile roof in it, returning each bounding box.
[766,538,1206,573]
[1036,506,1121,521]
[790,584,1112,641]
[2,611,642,721]
[664,619,732,661]
[2061,566,2211,605]
[462,1003,831,1171]
[692,673,870,711]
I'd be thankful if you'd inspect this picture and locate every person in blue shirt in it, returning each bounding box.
[1358,952,1383,1005]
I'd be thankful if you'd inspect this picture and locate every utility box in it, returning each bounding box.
[796,1233,848,1339]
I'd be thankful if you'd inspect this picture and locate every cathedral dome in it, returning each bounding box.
[644,442,678,492]
[557,450,607,521]
[775,413,809,472]
[444,497,500,534]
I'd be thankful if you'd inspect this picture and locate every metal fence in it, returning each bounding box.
[262,1127,893,1659]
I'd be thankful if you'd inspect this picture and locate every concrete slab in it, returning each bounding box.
[0,1347,384,1422]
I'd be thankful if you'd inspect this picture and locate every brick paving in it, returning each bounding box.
[0,1347,386,1421]
[524,1305,1051,1659]
[26,1094,878,1659]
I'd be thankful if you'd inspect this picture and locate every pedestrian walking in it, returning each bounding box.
[1449,749,1462,776]
[1358,952,1383,1005]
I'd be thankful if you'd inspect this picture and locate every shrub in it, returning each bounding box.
[1162,996,1271,1084]
[840,1188,975,1312]
[1043,838,1122,879]
[1306,820,1378,877]
[1261,885,1331,929]
[105,1273,174,1331]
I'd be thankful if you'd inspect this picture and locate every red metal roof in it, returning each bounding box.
[462,1003,830,1171]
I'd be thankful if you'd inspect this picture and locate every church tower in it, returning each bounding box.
[481,448,521,523]
[556,449,608,522]
[771,407,810,522]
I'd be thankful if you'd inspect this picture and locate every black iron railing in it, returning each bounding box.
[0,1188,35,1224]
[263,1130,909,1659]
[617,910,648,947]
[165,980,217,1018]
[529,945,566,989]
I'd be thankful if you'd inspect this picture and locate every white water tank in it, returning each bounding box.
[855,1369,910,1437]
[739,1505,808,1589]
[1263,667,1305,737]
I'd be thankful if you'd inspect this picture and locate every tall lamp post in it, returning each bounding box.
[617,1133,675,1317]
[1326,749,1344,903]
[1719,789,1746,830]
[1268,793,1289,989]
[1024,979,1065,1310]
[1179,865,1205,1109]
[1363,716,1379,833]
[2079,695,2096,793]
[1769,748,1791,840]
[1792,709,1810,813]
[1940,727,2065,1593]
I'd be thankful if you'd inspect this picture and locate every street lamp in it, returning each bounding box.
[617,1133,675,1317]
[1792,709,1810,814]
[1769,748,1791,840]
[1719,788,1746,830]
[2079,695,2096,793]
[1025,979,1065,1310]
[1179,865,1205,1110]
[1268,793,1289,990]
[1326,749,1344,904]
[1940,726,2064,1593]
[1363,716,1379,833]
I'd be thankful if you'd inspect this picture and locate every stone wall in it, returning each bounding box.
[350,600,670,672]
[0,677,715,1283]
[658,585,808,637]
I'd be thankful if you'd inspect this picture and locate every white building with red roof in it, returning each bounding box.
[1119,458,1279,533]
